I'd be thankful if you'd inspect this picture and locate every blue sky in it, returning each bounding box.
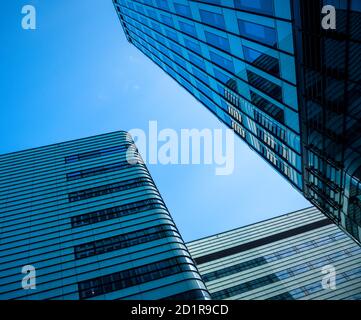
[0,1,310,241]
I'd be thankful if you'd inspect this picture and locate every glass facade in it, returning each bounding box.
[113,0,361,244]
[188,207,361,300]
[293,0,361,244]
[113,0,302,191]
[0,131,210,300]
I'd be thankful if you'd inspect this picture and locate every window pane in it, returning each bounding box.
[205,31,231,52]
[199,10,226,29]
[174,3,192,18]
[243,46,279,76]
[247,70,282,101]
[210,51,235,72]
[234,0,274,16]
[179,21,197,37]
[238,20,277,47]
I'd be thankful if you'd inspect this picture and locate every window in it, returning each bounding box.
[147,9,157,19]
[184,38,202,54]
[265,149,278,166]
[174,3,192,18]
[135,5,145,14]
[210,274,279,299]
[304,282,322,295]
[254,110,286,142]
[71,198,166,227]
[310,256,329,268]
[165,29,178,41]
[160,14,174,27]
[314,235,334,246]
[173,54,187,68]
[209,51,235,73]
[290,263,310,275]
[78,257,196,299]
[275,269,292,280]
[267,292,295,300]
[196,81,212,98]
[188,53,206,69]
[65,155,78,163]
[151,22,161,33]
[66,160,138,181]
[247,70,282,101]
[277,247,296,258]
[213,68,231,84]
[199,10,226,29]
[202,257,267,282]
[295,239,317,252]
[345,267,361,280]
[205,31,230,51]
[177,66,191,80]
[179,21,197,37]
[243,46,279,76]
[68,177,150,202]
[74,225,176,259]
[169,42,182,55]
[238,20,277,47]
[155,0,169,10]
[65,144,130,163]
[234,0,274,16]
[250,91,284,123]
[329,250,347,261]
[192,67,209,84]
[228,104,242,122]
[289,288,306,299]
[232,121,246,138]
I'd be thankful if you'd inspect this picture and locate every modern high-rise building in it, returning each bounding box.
[0,131,210,300]
[113,0,361,244]
[187,207,361,300]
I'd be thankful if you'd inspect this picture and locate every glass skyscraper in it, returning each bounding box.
[188,207,361,300]
[293,0,361,246]
[0,131,210,300]
[113,0,361,244]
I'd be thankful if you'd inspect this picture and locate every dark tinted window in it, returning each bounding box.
[243,46,279,76]
[250,91,284,123]
[247,70,282,101]
[71,198,166,227]
[74,225,176,259]
[65,144,130,164]
[66,160,138,181]
[68,177,150,202]
[78,257,196,299]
